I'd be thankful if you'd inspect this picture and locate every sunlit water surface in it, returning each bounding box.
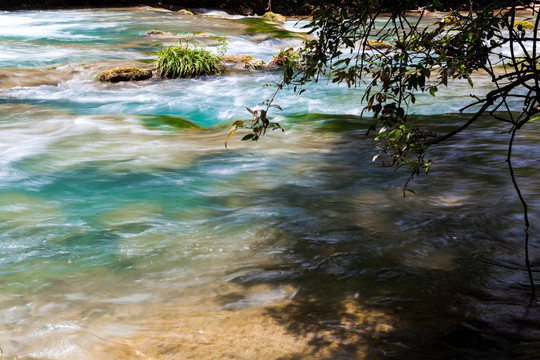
[0,7,539,360]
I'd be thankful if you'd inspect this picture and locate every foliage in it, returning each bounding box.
[272,48,300,66]
[156,44,223,78]
[225,105,284,148]
[261,0,540,188]
[241,0,540,301]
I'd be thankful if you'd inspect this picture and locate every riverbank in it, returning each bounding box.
[0,0,311,16]
[3,0,526,15]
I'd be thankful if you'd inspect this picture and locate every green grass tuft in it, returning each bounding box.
[514,20,535,30]
[156,45,223,78]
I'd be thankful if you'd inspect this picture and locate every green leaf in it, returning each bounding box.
[241,133,255,141]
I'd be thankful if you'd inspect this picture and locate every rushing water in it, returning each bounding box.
[0,7,539,360]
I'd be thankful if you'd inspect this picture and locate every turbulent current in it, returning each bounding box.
[0,7,539,360]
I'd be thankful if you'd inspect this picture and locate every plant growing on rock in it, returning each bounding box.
[156,44,223,78]
[272,48,299,66]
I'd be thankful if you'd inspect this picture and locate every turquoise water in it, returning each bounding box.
[0,7,539,360]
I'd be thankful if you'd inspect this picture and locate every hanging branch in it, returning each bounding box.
[238,0,539,300]
[508,125,537,304]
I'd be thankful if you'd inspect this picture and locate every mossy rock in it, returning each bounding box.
[223,55,266,70]
[98,66,153,83]
[514,20,534,30]
[178,9,193,15]
[145,29,174,37]
[262,12,286,22]
[366,39,394,50]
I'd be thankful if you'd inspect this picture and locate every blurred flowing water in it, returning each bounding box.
[0,7,539,360]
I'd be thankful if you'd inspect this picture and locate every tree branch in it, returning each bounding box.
[508,125,537,305]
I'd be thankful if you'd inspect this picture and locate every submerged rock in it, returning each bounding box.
[179,31,212,38]
[97,66,153,83]
[237,5,253,16]
[144,29,175,37]
[222,55,266,70]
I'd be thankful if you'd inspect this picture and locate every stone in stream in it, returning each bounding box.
[178,9,193,15]
[144,29,175,37]
[97,66,153,83]
[222,55,266,70]
[261,12,286,22]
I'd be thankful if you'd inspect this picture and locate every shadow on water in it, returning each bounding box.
[219,114,540,359]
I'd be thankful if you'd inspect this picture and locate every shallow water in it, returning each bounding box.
[0,7,539,360]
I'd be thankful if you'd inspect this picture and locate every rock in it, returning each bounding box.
[97,66,152,83]
[237,5,253,16]
[178,9,193,15]
[244,58,266,70]
[262,12,286,22]
[365,39,394,50]
[145,29,174,37]
[222,55,266,70]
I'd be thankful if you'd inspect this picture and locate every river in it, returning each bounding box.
[0,7,539,360]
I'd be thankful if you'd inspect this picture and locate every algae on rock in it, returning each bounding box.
[145,29,175,37]
[98,66,153,82]
[365,39,394,50]
[223,55,266,70]
[262,12,286,22]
